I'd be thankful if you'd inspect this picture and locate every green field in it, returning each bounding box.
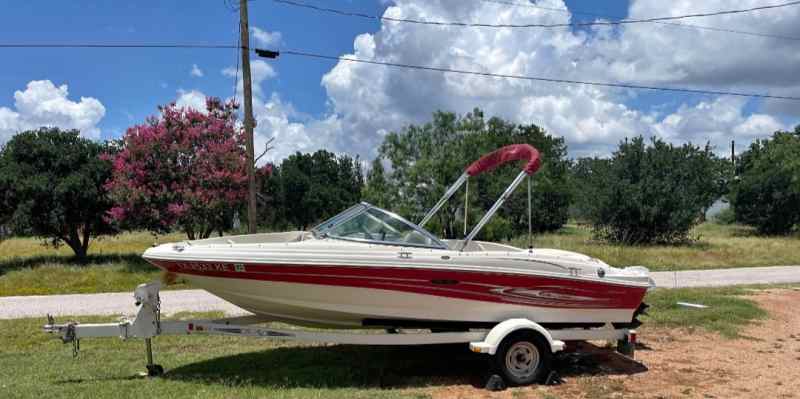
[0,231,186,296]
[512,222,800,271]
[1,313,468,399]
[641,285,773,338]
[1,223,798,296]
[0,287,774,399]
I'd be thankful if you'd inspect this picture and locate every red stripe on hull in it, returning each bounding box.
[149,260,647,309]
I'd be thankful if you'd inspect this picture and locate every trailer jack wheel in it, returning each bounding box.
[146,364,164,377]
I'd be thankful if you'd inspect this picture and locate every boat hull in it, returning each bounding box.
[148,259,648,328]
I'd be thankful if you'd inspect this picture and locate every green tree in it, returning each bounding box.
[362,158,391,208]
[569,157,611,223]
[586,136,725,244]
[379,109,571,239]
[266,150,364,230]
[731,126,800,234]
[0,128,116,260]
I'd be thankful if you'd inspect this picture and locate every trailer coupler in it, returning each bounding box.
[44,314,82,357]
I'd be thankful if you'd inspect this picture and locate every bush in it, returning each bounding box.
[584,136,726,244]
[569,157,611,223]
[731,127,800,234]
[713,207,736,225]
[480,215,514,242]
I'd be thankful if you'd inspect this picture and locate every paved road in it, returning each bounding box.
[650,266,800,289]
[0,289,248,320]
[1,266,799,319]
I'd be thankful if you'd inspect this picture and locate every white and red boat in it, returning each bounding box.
[143,144,654,330]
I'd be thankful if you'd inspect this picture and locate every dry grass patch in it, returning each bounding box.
[511,223,800,270]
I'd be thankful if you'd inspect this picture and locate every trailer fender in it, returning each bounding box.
[469,319,564,355]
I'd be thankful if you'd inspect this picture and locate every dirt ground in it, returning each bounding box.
[429,288,800,399]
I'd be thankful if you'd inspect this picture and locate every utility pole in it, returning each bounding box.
[240,0,257,234]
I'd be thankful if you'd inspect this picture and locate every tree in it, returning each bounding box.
[569,157,611,223]
[731,127,800,234]
[265,150,364,230]
[585,136,725,244]
[0,128,116,260]
[362,158,391,208]
[379,109,572,239]
[105,97,269,240]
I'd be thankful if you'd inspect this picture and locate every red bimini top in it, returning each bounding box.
[465,144,541,176]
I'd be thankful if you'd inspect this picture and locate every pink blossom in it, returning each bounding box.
[105,96,255,235]
[107,206,126,221]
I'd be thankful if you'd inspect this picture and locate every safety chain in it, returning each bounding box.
[154,294,162,335]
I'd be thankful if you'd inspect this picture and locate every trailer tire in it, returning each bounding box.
[491,330,552,386]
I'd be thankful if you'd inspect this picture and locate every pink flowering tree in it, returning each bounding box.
[105,97,270,239]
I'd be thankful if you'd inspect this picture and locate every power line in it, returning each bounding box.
[1,42,796,101]
[280,49,800,101]
[0,43,238,49]
[480,0,800,41]
[272,0,800,30]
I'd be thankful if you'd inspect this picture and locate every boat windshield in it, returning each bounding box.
[312,203,446,249]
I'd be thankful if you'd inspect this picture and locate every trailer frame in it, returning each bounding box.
[43,282,639,382]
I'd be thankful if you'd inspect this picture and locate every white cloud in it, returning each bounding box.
[222,59,277,98]
[215,1,799,162]
[250,27,282,47]
[252,93,344,164]
[0,80,105,144]
[653,96,786,152]
[190,64,204,78]
[311,0,800,158]
[175,89,207,112]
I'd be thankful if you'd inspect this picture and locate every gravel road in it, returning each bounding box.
[1,266,799,319]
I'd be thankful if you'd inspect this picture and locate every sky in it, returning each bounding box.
[1,0,799,163]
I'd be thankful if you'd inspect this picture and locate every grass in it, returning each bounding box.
[1,222,798,296]
[0,285,780,398]
[0,231,187,296]
[0,312,482,399]
[511,222,800,271]
[641,285,770,338]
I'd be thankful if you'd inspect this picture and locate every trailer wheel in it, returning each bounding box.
[491,330,551,386]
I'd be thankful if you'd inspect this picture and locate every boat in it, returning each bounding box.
[143,144,654,330]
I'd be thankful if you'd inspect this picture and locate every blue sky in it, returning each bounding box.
[0,0,378,138]
[1,1,798,160]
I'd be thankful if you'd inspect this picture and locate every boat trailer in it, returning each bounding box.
[44,281,639,384]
